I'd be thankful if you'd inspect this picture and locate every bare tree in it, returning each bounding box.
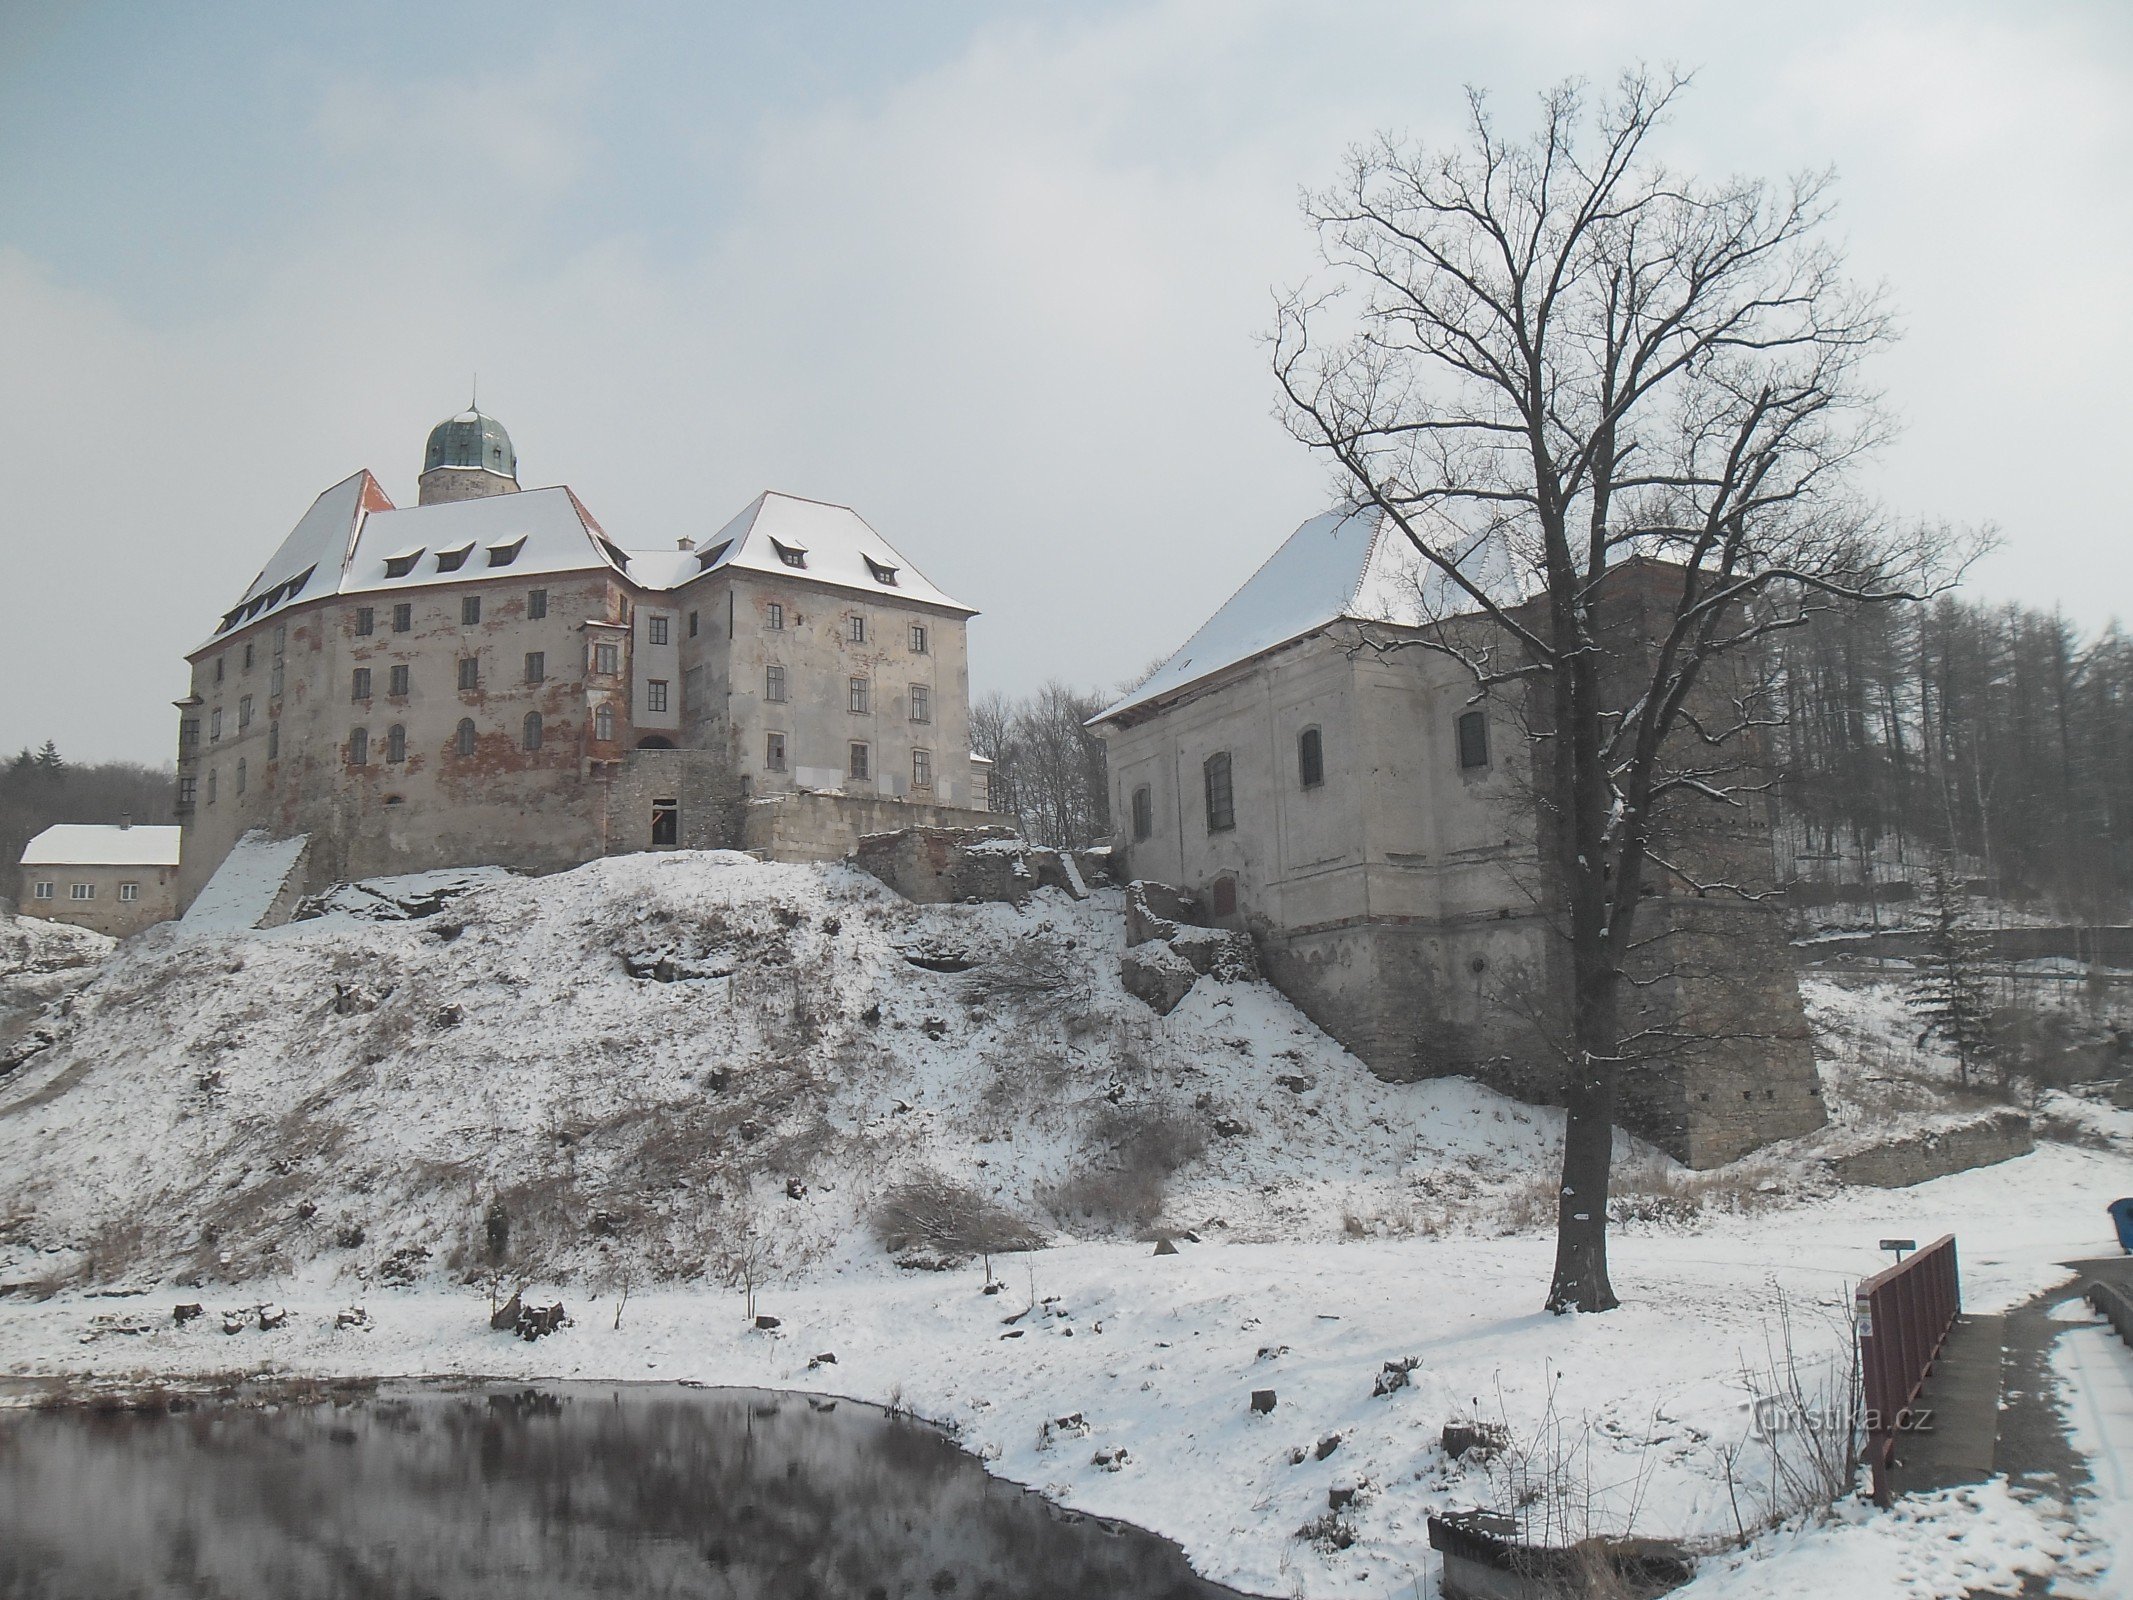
[1274,71,1973,1311]
[973,681,1112,848]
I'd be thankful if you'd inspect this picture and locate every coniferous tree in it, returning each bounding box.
[1909,854,1994,1087]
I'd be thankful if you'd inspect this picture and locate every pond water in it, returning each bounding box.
[0,1382,1256,1599]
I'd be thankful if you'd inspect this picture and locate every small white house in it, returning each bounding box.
[18,823,182,937]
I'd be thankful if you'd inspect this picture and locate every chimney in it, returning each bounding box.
[677,537,696,552]
[120,813,132,830]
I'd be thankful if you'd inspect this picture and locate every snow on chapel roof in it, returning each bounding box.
[1094,504,1520,723]
[20,824,182,868]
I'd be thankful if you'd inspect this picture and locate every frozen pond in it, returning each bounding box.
[0,1381,1254,1598]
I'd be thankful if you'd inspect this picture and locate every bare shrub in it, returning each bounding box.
[871,1172,1047,1269]
[960,939,1086,1018]
[1040,1101,1206,1233]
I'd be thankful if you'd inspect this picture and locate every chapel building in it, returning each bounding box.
[1091,506,1827,1168]
[174,408,991,909]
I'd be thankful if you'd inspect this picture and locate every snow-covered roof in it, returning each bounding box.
[687,491,974,615]
[201,480,971,654]
[1094,505,1520,723]
[20,824,182,868]
[338,486,625,597]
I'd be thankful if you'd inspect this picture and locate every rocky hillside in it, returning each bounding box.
[0,853,1568,1294]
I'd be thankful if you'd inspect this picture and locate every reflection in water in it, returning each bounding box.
[0,1383,1254,1599]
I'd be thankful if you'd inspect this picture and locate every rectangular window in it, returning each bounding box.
[766,731,787,771]
[1132,784,1153,842]
[528,589,548,620]
[210,708,223,741]
[847,614,867,644]
[214,657,225,683]
[683,665,703,714]
[646,679,669,712]
[909,684,931,723]
[119,883,139,903]
[594,641,620,675]
[243,642,254,671]
[848,677,870,714]
[349,727,368,766]
[462,595,482,625]
[352,668,372,701]
[1298,727,1324,789]
[180,719,200,749]
[458,657,480,691]
[766,602,784,631]
[688,611,699,638]
[649,615,669,645]
[33,881,52,900]
[238,695,253,730]
[765,665,787,702]
[177,776,196,808]
[910,623,929,655]
[912,748,932,788]
[387,724,406,762]
[270,662,283,697]
[848,741,870,780]
[524,651,545,684]
[70,883,93,901]
[388,663,410,697]
[1203,750,1235,833]
[1456,709,1490,771]
[267,722,279,760]
[355,607,375,637]
[392,603,411,633]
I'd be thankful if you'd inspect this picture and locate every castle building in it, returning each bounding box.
[175,408,992,908]
[1091,506,1826,1168]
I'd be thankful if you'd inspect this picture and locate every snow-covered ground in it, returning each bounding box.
[2,852,2129,1595]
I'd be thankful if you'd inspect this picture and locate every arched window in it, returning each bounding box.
[594,703,615,742]
[1298,727,1324,789]
[350,727,368,766]
[522,711,543,752]
[1203,751,1235,833]
[235,758,247,795]
[387,724,406,763]
[1131,784,1153,842]
[456,717,477,757]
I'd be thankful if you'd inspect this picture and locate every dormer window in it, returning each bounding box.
[384,546,426,578]
[696,540,732,571]
[284,565,315,599]
[771,538,808,570]
[487,536,527,568]
[597,537,630,569]
[435,542,475,573]
[863,555,899,586]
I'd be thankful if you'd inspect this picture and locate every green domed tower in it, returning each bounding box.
[417,403,520,506]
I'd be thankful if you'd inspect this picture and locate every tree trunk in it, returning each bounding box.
[1547,1055,1620,1311]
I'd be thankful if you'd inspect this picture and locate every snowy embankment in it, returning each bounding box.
[1,853,2128,1596]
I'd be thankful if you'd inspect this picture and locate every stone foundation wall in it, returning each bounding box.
[1827,1107,2034,1188]
[742,791,999,864]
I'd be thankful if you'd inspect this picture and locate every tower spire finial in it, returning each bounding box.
[470,373,478,413]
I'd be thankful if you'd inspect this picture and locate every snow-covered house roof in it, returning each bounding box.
[1093,504,1518,724]
[20,824,182,868]
[687,492,974,615]
[200,479,971,654]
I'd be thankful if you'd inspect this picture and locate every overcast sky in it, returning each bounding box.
[3,1,2127,765]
